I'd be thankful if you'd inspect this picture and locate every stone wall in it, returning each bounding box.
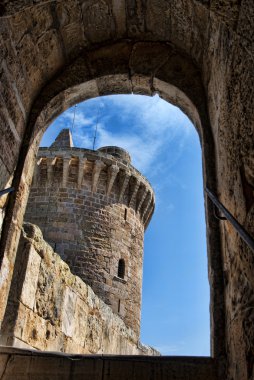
[24,143,154,336]
[201,13,254,379]
[0,223,158,356]
[0,2,253,379]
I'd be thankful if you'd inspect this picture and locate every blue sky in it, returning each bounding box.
[41,94,210,356]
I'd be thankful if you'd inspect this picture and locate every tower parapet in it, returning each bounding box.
[25,129,155,336]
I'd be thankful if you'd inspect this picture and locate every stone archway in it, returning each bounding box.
[0,2,253,379]
[0,40,225,366]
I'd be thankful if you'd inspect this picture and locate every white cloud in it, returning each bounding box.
[108,94,193,135]
[62,109,94,128]
[44,94,196,178]
[69,95,195,175]
[93,123,163,172]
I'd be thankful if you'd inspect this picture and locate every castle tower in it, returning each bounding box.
[25,129,155,336]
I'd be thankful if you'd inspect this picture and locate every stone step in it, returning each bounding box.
[0,346,218,380]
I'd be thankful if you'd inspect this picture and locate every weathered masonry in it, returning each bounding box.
[0,129,157,355]
[0,221,158,355]
[24,129,155,336]
[0,1,253,379]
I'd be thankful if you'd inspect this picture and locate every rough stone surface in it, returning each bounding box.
[0,223,158,356]
[0,1,253,379]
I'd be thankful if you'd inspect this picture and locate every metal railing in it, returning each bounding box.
[205,187,254,253]
[0,187,15,197]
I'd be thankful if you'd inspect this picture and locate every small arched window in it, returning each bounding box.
[118,259,125,279]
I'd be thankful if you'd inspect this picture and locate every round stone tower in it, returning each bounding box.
[25,129,155,336]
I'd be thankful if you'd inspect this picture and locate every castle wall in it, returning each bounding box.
[24,147,154,336]
[0,223,158,356]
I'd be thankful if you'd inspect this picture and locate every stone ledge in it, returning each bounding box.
[0,346,218,380]
[113,276,127,284]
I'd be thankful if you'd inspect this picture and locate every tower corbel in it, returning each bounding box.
[129,178,140,208]
[78,157,87,189]
[107,164,119,196]
[92,160,105,193]
[46,157,57,185]
[62,157,71,187]
[141,192,152,221]
[136,186,148,214]
[144,202,155,227]
[33,157,44,185]
[119,171,130,202]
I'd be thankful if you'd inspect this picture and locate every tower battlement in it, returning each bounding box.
[33,147,154,226]
[25,130,155,336]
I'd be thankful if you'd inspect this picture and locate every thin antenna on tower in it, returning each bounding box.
[93,102,103,150]
[71,104,77,133]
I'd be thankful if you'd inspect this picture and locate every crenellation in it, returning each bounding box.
[46,157,55,184]
[77,157,87,189]
[33,159,43,186]
[140,191,152,221]
[128,178,140,208]
[144,203,155,229]
[92,160,106,193]
[136,186,148,214]
[32,153,154,220]
[62,157,71,187]
[118,171,131,202]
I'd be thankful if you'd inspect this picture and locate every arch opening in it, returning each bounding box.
[0,43,225,361]
[2,94,209,356]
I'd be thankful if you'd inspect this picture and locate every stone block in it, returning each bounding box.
[131,74,152,96]
[80,0,116,44]
[61,287,77,337]
[21,310,47,350]
[72,296,88,346]
[112,0,126,37]
[145,0,171,40]
[20,245,41,310]
[97,74,132,96]
[64,337,87,354]
[43,323,65,352]
[85,313,103,353]
[11,303,28,341]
